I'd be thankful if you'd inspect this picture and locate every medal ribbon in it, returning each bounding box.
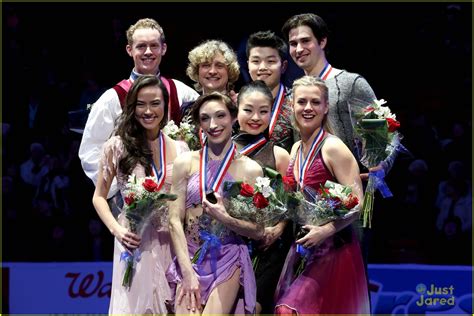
[151,132,167,191]
[298,129,326,188]
[238,135,267,156]
[199,142,236,200]
[319,63,333,81]
[268,83,286,137]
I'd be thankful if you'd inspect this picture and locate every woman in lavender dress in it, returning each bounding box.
[167,92,263,314]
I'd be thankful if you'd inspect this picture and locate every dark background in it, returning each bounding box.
[2,2,472,264]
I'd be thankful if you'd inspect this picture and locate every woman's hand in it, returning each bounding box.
[114,225,141,252]
[295,224,331,249]
[260,222,285,250]
[177,272,202,313]
[202,192,229,223]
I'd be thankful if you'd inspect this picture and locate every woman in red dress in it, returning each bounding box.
[275,76,370,315]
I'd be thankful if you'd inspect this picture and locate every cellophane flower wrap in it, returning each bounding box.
[162,115,201,151]
[120,174,177,289]
[224,167,292,228]
[192,168,293,271]
[292,180,360,276]
[352,98,402,228]
[226,168,299,269]
[294,180,360,228]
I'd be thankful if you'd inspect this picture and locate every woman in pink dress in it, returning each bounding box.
[93,75,188,314]
[274,76,370,315]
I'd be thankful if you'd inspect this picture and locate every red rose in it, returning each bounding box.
[386,117,400,132]
[318,187,330,197]
[142,178,159,192]
[282,176,297,191]
[240,183,255,197]
[124,193,135,206]
[343,195,359,210]
[253,192,269,209]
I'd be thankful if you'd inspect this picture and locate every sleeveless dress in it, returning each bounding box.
[274,150,370,315]
[100,136,188,314]
[166,159,256,314]
[233,133,294,314]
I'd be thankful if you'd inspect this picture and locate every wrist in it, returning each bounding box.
[276,221,287,230]
[321,223,336,239]
[109,222,122,237]
[182,268,196,279]
[218,211,232,225]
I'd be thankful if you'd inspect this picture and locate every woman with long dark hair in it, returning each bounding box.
[93,75,188,314]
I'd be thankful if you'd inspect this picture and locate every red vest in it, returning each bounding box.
[112,76,181,123]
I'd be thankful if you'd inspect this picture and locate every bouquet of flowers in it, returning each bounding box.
[120,175,177,288]
[224,172,290,227]
[225,168,301,270]
[162,115,201,150]
[292,180,360,277]
[294,180,360,228]
[352,98,402,228]
[192,169,292,271]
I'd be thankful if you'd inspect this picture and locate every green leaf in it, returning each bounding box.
[191,247,202,264]
[360,118,387,129]
[264,167,281,180]
[155,193,178,201]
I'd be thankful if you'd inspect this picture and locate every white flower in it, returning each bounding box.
[255,177,273,198]
[374,106,389,119]
[370,99,397,120]
[373,99,387,108]
[162,121,179,136]
[375,105,396,120]
[328,185,345,198]
[255,177,271,189]
[261,185,274,198]
[180,122,192,131]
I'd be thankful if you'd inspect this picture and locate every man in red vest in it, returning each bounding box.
[79,18,198,199]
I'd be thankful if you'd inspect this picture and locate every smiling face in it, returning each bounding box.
[292,85,328,134]
[134,85,165,138]
[198,52,229,94]
[126,27,167,75]
[238,91,272,135]
[248,47,287,92]
[288,25,326,74]
[199,99,235,145]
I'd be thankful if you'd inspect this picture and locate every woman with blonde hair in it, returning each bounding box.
[274,76,370,315]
